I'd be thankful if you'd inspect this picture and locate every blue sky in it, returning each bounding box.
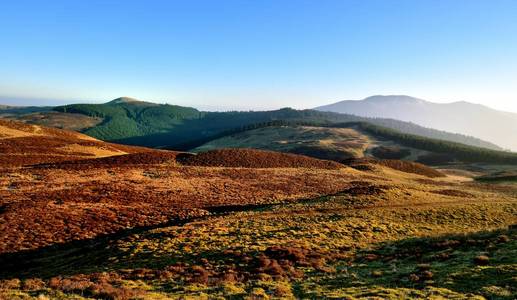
[1,0,517,111]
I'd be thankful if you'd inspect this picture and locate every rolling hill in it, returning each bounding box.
[315,95,517,151]
[2,120,517,299]
[2,97,501,151]
[194,126,371,161]
[0,105,53,117]
[0,119,153,167]
[54,97,203,144]
[194,123,517,165]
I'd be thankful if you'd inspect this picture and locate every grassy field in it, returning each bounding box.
[194,125,377,162]
[194,125,439,163]
[195,126,374,161]
[2,160,517,299]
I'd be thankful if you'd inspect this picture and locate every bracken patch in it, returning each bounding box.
[376,159,445,178]
[177,148,343,169]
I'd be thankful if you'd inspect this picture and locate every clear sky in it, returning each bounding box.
[1,0,517,111]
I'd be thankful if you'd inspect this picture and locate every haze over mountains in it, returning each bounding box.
[0,96,502,151]
[316,95,517,151]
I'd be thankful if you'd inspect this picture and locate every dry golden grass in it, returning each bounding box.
[1,120,517,299]
[55,143,126,158]
[1,159,516,299]
[0,119,158,167]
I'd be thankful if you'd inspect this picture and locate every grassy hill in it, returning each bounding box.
[0,119,153,167]
[195,123,517,165]
[8,111,103,131]
[2,134,517,298]
[194,126,371,162]
[47,98,503,151]
[352,122,517,164]
[55,98,202,143]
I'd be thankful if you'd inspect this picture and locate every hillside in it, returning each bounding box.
[0,119,153,167]
[2,97,496,151]
[177,148,343,169]
[8,111,103,131]
[194,124,517,165]
[1,121,517,299]
[0,105,53,117]
[194,126,371,161]
[54,98,203,143]
[315,95,517,151]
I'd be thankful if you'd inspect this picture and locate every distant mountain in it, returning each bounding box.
[315,95,517,151]
[0,105,53,116]
[1,96,501,151]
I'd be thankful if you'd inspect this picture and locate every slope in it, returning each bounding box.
[3,97,502,150]
[55,98,501,150]
[315,95,517,151]
[194,126,371,161]
[0,119,153,167]
[1,146,517,299]
[0,105,53,117]
[194,123,517,165]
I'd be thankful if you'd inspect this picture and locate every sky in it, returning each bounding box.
[1,0,517,112]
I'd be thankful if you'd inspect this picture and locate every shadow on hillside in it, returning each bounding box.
[110,109,332,150]
[0,216,199,279]
[0,195,330,279]
[2,199,516,299]
[0,189,363,280]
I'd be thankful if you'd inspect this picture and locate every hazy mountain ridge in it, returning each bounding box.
[53,99,502,150]
[315,95,517,151]
[0,105,53,116]
[0,97,503,151]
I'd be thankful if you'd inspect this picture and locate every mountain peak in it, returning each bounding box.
[314,95,517,151]
[363,95,426,104]
[107,97,151,105]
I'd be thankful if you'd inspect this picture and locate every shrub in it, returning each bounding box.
[22,278,46,291]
